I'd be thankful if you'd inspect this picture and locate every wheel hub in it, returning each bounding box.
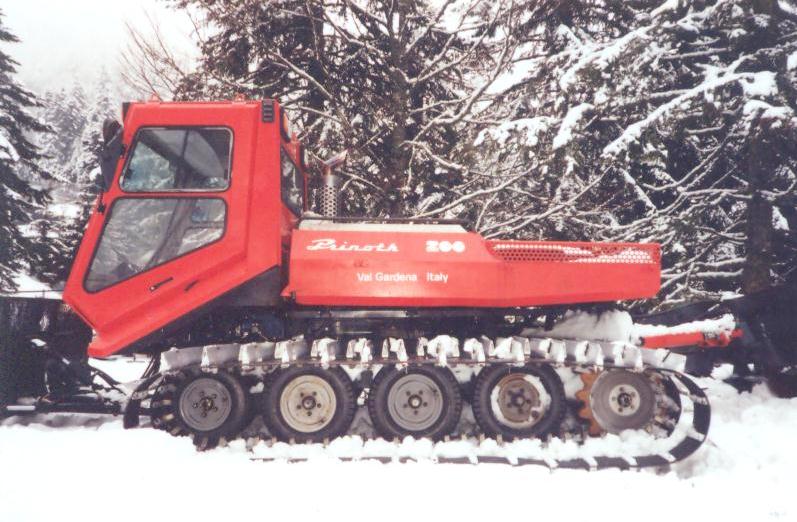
[588,370,656,433]
[609,386,640,416]
[280,375,337,433]
[492,373,548,428]
[497,373,541,425]
[179,377,233,432]
[387,374,443,432]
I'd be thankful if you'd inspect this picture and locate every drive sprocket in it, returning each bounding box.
[577,370,659,435]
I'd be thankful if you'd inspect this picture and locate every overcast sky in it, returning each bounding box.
[1,0,196,95]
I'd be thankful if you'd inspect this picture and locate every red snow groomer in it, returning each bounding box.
[1,100,792,468]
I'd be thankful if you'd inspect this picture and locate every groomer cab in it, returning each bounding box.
[63,99,307,358]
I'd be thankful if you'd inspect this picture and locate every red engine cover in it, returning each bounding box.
[283,224,660,307]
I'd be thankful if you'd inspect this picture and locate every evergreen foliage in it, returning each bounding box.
[474,0,797,306]
[169,0,521,216]
[0,9,51,291]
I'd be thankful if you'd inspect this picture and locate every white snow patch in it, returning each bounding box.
[652,0,680,17]
[488,55,537,95]
[741,71,778,97]
[781,0,797,16]
[632,314,737,342]
[560,26,650,91]
[474,117,553,147]
[0,131,20,161]
[743,99,794,121]
[604,57,756,157]
[523,309,634,342]
[773,207,789,231]
[5,274,60,298]
[553,103,593,150]
[48,202,82,220]
[788,51,797,71]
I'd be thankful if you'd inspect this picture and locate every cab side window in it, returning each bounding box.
[85,198,226,292]
[281,148,304,215]
[122,128,232,191]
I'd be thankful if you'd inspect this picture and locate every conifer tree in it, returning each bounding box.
[474,0,797,306]
[139,0,521,216]
[0,10,52,291]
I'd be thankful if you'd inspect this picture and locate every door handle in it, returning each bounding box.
[149,277,174,292]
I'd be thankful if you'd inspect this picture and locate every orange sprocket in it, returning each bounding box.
[575,371,603,437]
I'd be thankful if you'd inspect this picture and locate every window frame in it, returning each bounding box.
[119,126,235,193]
[82,196,229,294]
[280,147,304,216]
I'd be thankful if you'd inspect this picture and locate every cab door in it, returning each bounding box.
[63,101,282,358]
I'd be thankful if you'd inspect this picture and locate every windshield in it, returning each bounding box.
[121,127,232,192]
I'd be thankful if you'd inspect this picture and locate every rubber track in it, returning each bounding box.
[147,336,710,470]
[241,368,709,471]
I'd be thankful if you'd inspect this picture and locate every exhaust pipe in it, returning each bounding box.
[319,150,348,218]
[320,171,341,217]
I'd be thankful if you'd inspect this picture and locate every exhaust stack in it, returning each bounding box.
[320,150,347,217]
[320,171,341,217]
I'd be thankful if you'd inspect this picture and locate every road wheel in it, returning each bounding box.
[152,368,249,449]
[368,365,462,440]
[472,363,565,439]
[588,370,656,433]
[261,366,355,443]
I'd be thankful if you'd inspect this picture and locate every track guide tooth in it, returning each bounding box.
[346,338,373,365]
[543,456,558,469]
[202,343,241,368]
[311,338,338,368]
[345,339,357,360]
[492,337,511,359]
[620,345,643,369]
[641,348,667,368]
[510,337,528,363]
[416,337,428,358]
[622,456,638,467]
[599,342,624,365]
[239,342,274,368]
[662,352,687,372]
[547,340,567,363]
[390,338,408,363]
[276,337,307,365]
[380,338,409,365]
[463,338,486,363]
[585,342,604,365]
[475,336,493,359]
[686,427,706,441]
[427,335,459,366]
[527,338,552,360]
[564,340,589,363]
[162,346,203,370]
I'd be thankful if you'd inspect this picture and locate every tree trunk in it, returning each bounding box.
[742,123,775,294]
[383,10,411,217]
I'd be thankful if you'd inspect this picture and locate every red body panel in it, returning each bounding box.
[283,229,660,307]
[63,101,290,358]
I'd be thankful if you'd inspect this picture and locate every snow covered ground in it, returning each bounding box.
[1,360,795,522]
